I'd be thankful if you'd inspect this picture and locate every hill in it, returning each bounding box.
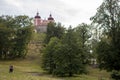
[0,33,110,80]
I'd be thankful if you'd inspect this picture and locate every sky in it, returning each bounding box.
[0,0,103,27]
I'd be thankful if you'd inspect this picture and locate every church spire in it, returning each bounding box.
[37,12,39,16]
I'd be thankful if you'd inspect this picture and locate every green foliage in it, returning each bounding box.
[45,22,65,44]
[74,23,91,62]
[0,15,15,28]
[42,27,88,76]
[90,0,120,30]
[54,27,87,76]
[91,0,120,72]
[111,70,120,80]
[13,26,33,58]
[96,38,120,71]
[0,15,33,59]
[96,40,110,70]
[14,15,32,27]
[0,24,15,59]
[75,23,91,46]
[42,37,60,74]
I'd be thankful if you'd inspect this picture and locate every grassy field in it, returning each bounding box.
[0,51,111,80]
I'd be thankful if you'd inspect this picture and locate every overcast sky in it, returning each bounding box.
[0,0,103,27]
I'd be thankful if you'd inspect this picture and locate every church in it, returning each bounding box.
[34,12,55,33]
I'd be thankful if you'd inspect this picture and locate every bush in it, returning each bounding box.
[111,70,120,80]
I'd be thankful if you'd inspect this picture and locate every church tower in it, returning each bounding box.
[34,12,55,33]
[48,14,54,22]
[34,12,41,26]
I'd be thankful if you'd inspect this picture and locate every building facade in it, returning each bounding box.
[34,12,54,33]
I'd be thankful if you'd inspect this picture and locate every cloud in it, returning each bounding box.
[5,0,22,7]
[0,0,103,27]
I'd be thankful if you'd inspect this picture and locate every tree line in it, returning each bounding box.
[0,15,33,59]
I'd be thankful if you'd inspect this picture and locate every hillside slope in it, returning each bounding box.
[0,33,110,80]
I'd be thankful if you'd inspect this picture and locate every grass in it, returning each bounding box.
[0,41,110,80]
[0,55,61,80]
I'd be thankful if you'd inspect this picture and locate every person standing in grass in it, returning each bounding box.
[9,65,13,73]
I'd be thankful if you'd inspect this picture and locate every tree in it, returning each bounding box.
[91,0,120,72]
[13,26,33,58]
[0,15,15,28]
[0,24,15,59]
[0,15,33,59]
[56,27,86,76]
[54,27,87,76]
[42,27,88,76]
[74,23,92,64]
[54,23,65,39]
[44,22,65,44]
[14,15,33,28]
[42,37,60,74]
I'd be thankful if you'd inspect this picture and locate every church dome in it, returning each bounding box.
[48,14,54,20]
[35,12,41,18]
